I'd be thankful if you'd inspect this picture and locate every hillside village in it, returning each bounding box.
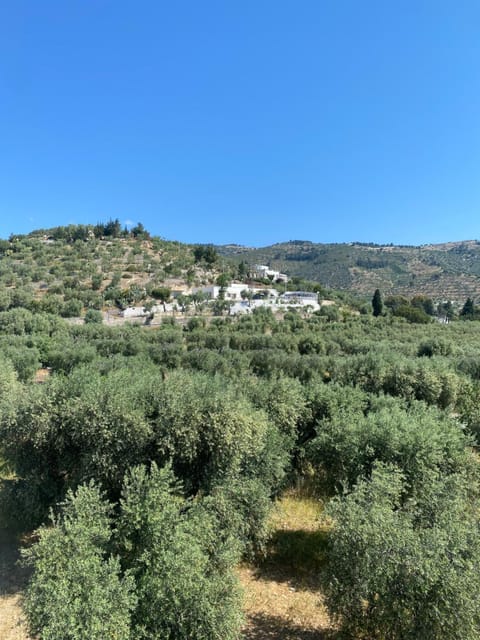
[122,266,323,320]
[0,226,340,327]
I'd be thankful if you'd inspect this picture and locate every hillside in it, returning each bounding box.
[217,239,480,302]
[0,223,223,316]
[2,225,480,312]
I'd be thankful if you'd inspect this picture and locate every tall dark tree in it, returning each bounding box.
[130,222,150,239]
[193,244,218,266]
[461,297,475,318]
[372,289,383,317]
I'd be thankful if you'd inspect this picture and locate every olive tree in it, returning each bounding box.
[116,463,243,640]
[325,464,480,640]
[23,483,136,640]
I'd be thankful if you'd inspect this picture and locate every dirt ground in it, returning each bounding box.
[239,565,334,640]
[238,493,338,640]
[0,531,31,640]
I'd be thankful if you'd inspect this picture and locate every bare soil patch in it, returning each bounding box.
[239,493,338,640]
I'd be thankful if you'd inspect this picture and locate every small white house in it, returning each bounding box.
[193,283,251,301]
[253,264,288,283]
[121,306,147,318]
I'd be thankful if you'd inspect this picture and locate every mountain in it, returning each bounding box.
[216,240,480,301]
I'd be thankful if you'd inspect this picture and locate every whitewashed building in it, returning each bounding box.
[121,306,147,318]
[279,291,320,311]
[252,264,288,283]
[193,283,251,300]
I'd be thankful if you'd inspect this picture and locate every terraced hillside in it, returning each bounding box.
[0,224,223,315]
[217,240,480,301]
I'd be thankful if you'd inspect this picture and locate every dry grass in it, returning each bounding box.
[270,493,325,532]
[239,565,333,640]
[239,490,338,640]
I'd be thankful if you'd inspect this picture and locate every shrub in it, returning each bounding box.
[23,483,136,640]
[307,402,469,493]
[117,463,243,640]
[325,464,480,640]
[84,309,103,324]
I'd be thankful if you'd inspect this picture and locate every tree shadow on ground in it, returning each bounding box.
[243,613,340,640]
[0,530,30,596]
[254,528,330,591]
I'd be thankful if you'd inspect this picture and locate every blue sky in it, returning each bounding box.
[1,1,479,246]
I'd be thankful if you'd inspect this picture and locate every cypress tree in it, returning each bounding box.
[372,289,383,317]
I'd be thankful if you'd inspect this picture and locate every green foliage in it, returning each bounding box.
[384,295,410,313]
[206,476,273,558]
[148,286,170,302]
[1,366,154,513]
[394,304,431,323]
[411,294,435,316]
[307,401,469,493]
[2,344,40,381]
[417,337,453,357]
[23,483,136,640]
[130,222,150,239]
[332,351,461,409]
[84,308,103,324]
[91,273,103,290]
[438,299,455,319]
[117,463,243,640]
[457,381,480,442]
[460,296,477,319]
[372,288,383,317]
[148,370,270,493]
[0,247,479,640]
[325,464,480,640]
[61,298,83,318]
[193,244,218,265]
[216,272,231,288]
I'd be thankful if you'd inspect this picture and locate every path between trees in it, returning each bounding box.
[0,532,30,640]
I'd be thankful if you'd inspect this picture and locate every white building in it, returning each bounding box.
[230,298,278,315]
[279,291,320,311]
[121,306,147,318]
[193,283,252,301]
[253,264,288,283]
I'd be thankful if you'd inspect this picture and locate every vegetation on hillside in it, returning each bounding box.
[217,239,480,301]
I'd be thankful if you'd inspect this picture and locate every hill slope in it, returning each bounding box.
[0,224,221,315]
[217,240,480,301]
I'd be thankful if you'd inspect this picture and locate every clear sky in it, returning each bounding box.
[1,1,479,246]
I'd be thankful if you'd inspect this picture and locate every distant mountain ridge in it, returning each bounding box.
[216,239,480,301]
